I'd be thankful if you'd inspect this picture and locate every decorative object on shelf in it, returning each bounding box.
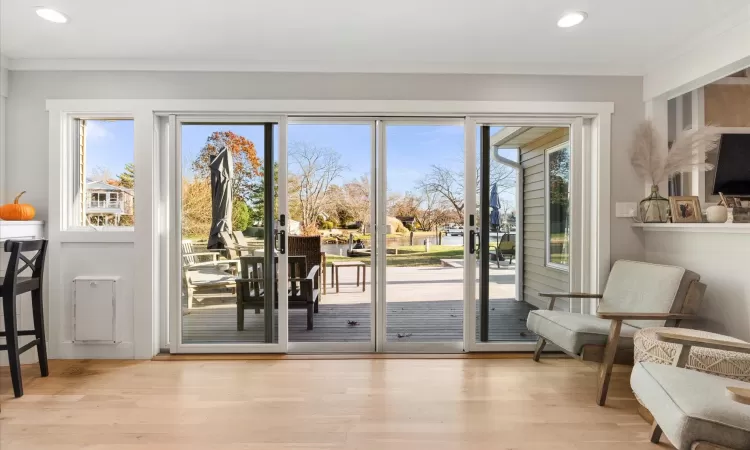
[638,185,670,223]
[732,207,750,223]
[0,191,36,221]
[629,121,720,223]
[706,205,728,223]
[718,192,743,208]
[669,196,703,223]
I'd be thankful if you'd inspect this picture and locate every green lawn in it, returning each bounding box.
[326,245,464,267]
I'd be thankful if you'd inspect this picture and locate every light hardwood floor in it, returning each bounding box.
[0,358,662,450]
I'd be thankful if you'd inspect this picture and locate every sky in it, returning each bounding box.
[86,120,517,202]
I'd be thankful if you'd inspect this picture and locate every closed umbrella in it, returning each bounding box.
[489,183,502,262]
[207,147,234,250]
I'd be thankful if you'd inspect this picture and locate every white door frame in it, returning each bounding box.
[169,115,289,354]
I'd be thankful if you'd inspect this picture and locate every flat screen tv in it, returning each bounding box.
[712,134,750,196]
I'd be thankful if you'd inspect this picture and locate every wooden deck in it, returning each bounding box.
[183,299,537,344]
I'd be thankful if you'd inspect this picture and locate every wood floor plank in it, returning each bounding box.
[0,359,655,449]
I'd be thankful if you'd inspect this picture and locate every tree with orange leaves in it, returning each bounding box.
[192,131,262,201]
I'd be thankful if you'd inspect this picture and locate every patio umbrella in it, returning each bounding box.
[206,146,234,250]
[489,183,502,261]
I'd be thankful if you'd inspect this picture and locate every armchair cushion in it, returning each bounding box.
[527,309,638,355]
[597,260,700,329]
[631,362,750,450]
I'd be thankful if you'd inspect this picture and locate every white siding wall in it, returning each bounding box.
[521,129,571,311]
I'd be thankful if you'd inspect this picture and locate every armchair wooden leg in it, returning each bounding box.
[307,304,314,330]
[533,337,546,362]
[596,320,622,406]
[649,422,663,444]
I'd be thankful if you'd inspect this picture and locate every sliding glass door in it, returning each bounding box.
[168,114,585,354]
[285,121,375,352]
[466,119,581,351]
[380,121,466,351]
[171,117,288,353]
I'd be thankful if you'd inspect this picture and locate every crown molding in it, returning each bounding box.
[6,57,644,77]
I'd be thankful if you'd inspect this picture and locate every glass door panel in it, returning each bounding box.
[178,121,282,348]
[475,124,570,344]
[383,122,465,345]
[286,122,374,348]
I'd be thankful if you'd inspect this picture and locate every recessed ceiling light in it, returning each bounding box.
[557,11,587,28]
[35,7,69,24]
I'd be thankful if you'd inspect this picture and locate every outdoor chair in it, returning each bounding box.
[235,255,320,331]
[527,260,707,405]
[288,235,326,295]
[182,239,239,309]
[632,331,750,450]
[232,230,264,254]
[182,239,223,269]
[219,231,254,260]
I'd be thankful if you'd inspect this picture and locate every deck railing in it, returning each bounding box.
[88,200,124,210]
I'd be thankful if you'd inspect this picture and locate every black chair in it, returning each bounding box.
[0,239,49,398]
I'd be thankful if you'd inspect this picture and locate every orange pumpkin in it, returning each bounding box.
[0,191,36,221]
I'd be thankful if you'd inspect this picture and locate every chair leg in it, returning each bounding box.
[533,337,546,362]
[3,297,23,397]
[307,304,314,330]
[649,422,663,444]
[187,289,194,309]
[237,298,244,331]
[31,288,49,377]
[314,298,319,313]
[596,320,623,406]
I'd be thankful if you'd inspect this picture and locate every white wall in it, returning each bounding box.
[642,230,750,341]
[6,71,644,357]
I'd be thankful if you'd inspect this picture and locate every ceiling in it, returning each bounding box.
[2,0,749,74]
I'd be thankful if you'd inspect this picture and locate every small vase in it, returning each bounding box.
[639,185,670,223]
[706,205,728,223]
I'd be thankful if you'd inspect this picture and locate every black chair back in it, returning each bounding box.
[3,239,48,292]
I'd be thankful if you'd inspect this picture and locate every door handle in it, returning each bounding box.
[469,214,476,254]
[278,230,286,254]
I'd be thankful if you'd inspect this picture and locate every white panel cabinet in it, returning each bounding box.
[73,277,119,343]
[0,220,45,366]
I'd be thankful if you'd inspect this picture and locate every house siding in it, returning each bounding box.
[521,128,571,311]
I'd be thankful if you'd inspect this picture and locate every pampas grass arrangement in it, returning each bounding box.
[629,121,720,222]
[629,121,720,186]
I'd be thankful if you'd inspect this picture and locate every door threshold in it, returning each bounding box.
[152,352,545,361]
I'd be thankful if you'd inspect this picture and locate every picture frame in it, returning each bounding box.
[719,192,744,208]
[669,196,703,223]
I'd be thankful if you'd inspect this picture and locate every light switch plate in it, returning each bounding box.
[616,202,637,218]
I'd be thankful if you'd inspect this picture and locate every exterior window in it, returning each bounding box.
[74,119,135,228]
[545,143,570,270]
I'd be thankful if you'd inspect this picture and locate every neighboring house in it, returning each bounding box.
[85,181,134,226]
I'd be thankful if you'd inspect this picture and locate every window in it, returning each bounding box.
[545,142,570,270]
[72,119,135,228]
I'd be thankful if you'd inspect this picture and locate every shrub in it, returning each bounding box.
[232,200,250,233]
[321,221,334,230]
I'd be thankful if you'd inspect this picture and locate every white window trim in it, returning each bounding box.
[64,113,136,232]
[545,141,571,272]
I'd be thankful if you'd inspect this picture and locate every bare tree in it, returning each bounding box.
[288,142,347,234]
[416,166,465,220]
[417,163,515,222]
